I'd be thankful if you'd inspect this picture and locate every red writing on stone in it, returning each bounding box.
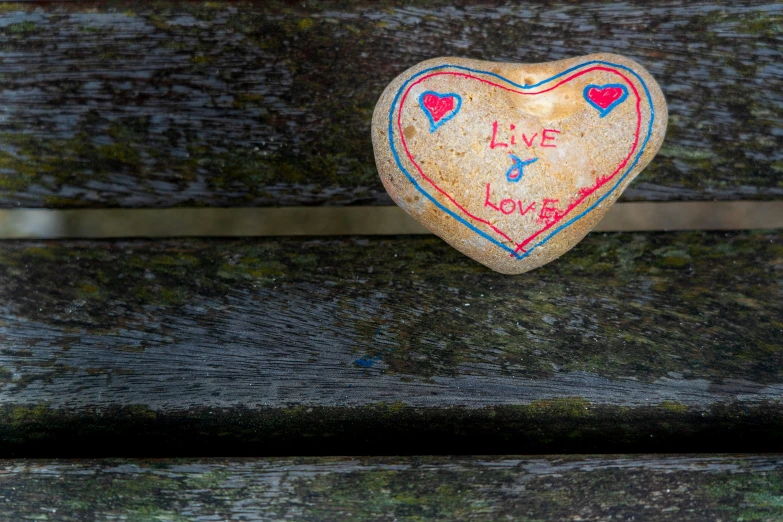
[484,183,562,224]
[490,121,560,150]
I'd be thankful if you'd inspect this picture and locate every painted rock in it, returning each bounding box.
[371,54,667,274]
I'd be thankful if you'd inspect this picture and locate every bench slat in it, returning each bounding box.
[1,231,781,455]
[2,455,783,520]
[0,1,780,208]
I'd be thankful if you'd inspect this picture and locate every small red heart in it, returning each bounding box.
[587,86,625,109]
[422,93,456,122]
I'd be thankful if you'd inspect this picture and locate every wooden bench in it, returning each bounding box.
[0,1,781,518]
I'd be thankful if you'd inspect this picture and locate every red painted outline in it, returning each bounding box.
[396,66,643,252]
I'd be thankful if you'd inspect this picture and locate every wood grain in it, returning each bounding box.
[1,455,782,520]
[0,231,781,455]
[0,1,780,208]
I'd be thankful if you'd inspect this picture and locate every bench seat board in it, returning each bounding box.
[0,1,780,208]
[1,455,783,520]
[0,231,781,455]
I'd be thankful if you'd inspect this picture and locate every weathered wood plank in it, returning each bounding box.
[1,455,783,520]
[0,1,780,208]
[0,231,781,455]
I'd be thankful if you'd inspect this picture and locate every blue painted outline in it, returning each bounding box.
[388,61,655,260]
[419,90,462,132]
[583,83,629,117]
[506,155,538,183]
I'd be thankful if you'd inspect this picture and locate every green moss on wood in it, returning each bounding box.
[0,231,781,382]
[0,2,780,206]
[290,460,783,521]
[1,454,783,520]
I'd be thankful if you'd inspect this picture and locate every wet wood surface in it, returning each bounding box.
[0,230,781,455]
[0,1,780,208]
[1,455,783,521]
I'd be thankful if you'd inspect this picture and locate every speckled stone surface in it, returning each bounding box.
[372,54,667,274]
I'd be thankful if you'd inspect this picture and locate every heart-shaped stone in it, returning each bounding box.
[371,54,667,274]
